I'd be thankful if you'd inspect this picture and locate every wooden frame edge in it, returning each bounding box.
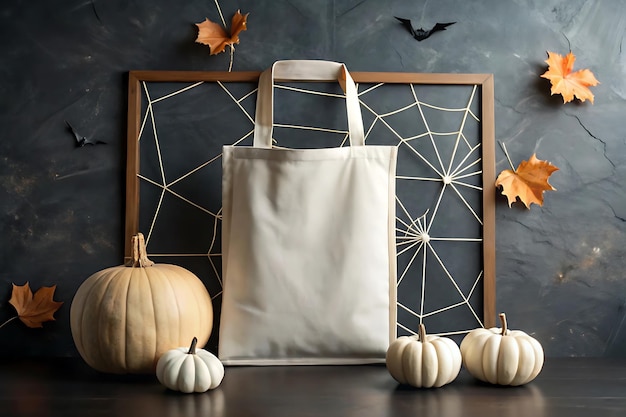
[481,74,496,328]
[124,71,141,262]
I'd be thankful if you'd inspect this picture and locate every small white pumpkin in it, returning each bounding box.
[156,337,225,393]
[386,323,462,388]
[460,313,544,386]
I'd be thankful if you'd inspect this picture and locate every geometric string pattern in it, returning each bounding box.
[135,77,485,346]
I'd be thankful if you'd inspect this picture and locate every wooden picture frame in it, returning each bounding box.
[125,70,496,340]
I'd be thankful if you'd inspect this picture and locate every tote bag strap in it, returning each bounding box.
[253,60,365,148]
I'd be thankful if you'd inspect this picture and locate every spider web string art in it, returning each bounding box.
[126,71,495,350]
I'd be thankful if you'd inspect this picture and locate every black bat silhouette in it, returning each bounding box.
[395,18,455,41]
[65,120,106,147]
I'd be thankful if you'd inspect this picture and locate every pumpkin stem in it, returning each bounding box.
[125,233,154,267]
[188,337,198,355]
[499,312,508,336]
[418,323,427,342]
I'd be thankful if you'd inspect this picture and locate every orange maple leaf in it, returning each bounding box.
[195,10,249,55]
[540,51,599,103]
[495,154,559,209]
[8,282,63,328]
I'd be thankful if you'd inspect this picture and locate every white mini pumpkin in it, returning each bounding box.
[386,324,462,388]
[156,337,225,393]
[460,313,544,386]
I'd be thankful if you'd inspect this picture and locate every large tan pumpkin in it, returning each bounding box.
[70,233,213,374]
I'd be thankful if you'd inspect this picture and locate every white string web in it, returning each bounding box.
[135,77,485,340]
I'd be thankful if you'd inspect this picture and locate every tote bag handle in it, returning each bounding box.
[253,60,366,148]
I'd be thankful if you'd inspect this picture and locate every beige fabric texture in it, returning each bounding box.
[219,61,397,365]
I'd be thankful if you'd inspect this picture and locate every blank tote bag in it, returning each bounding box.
[219,60,397,365]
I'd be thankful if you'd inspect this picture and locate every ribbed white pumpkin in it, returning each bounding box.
[156,337,224,393]
[70,233,213,374]
[460,313,544,386]
[386,324,462,388]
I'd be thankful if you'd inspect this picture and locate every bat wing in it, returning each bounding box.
[432,22,455,32]
[83,138,107,146]
[65,121,85,145]
[65,120,106,146]
[394,16,417,38]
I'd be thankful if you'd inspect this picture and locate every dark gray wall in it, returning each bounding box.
[1,0,625,358]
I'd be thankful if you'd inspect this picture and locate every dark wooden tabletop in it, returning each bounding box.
[1,357,625,417]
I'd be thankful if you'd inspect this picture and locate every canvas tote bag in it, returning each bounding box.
[219,60,397,365]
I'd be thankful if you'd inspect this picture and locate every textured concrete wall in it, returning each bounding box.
[1,0,625,357]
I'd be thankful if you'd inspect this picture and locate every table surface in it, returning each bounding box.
[1,357,625,417]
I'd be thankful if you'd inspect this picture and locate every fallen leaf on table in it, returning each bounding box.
[540,51,599,103]
[495,154,559,208]
[195,10,249,55]
[8,282,63,328]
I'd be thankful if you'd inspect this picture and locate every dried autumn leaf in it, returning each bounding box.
[195,10,249,55]
[540,51,599,103]
[495,154,559,209]
[8,282,63,328]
